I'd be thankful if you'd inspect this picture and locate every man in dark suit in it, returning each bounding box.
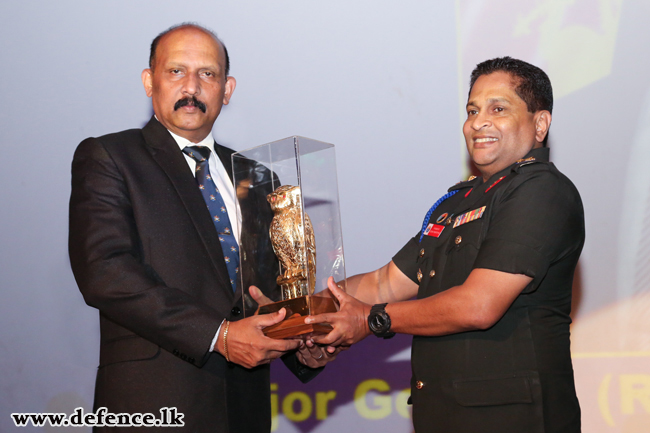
[308,57,583,432]
[69,23,329,432]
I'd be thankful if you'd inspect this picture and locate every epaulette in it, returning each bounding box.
[511,156,548,173]
[448,175,478,192]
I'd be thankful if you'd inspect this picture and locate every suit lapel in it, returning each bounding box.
[141,117,234,300]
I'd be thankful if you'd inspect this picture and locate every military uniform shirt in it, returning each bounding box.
[393,147,584,433]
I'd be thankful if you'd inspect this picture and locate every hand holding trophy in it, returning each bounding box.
[232,136,345,339]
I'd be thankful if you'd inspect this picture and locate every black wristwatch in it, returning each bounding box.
[368,303,395,339]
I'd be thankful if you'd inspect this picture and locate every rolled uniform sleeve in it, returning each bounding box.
[392,235,425,285]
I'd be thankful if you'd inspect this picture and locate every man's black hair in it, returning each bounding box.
[469,56,553,145]
[149,22,230,78]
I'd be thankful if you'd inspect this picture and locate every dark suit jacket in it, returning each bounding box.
[69,117,316,432]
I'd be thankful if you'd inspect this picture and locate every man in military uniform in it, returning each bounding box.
[308,57,584,432]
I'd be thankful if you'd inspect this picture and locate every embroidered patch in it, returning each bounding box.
[453,206,486,228]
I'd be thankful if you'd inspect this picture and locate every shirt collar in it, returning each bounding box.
[154,115,215,152]
[168,129,215,153]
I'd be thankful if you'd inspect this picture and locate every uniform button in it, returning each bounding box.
[419,248,425,257]
[417,269,423,282]
[429,270,436,277]
[416,381,425,390]
[455,236,462,245]
[231,306,241,316]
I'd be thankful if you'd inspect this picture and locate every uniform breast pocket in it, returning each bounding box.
[442,219,484,288]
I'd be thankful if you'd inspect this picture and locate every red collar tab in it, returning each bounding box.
[485,176,506,193]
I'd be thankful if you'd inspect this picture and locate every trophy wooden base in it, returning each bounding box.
[258,295,338,339]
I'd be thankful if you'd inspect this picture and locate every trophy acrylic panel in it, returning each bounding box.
[232,136,346,338]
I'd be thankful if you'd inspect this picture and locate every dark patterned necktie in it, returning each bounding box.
[183,146,239,292]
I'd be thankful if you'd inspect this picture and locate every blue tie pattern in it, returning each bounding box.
[183,146,239,292]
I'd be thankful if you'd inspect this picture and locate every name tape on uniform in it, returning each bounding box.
[424,223,445,238]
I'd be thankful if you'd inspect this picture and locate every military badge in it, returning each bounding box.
[515,156,536,164]
[453,206,486,228]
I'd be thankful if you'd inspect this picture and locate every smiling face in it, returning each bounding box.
[142,26,236,143]
[463,71,550,181]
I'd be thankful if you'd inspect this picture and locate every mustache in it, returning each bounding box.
[174,96,207,113]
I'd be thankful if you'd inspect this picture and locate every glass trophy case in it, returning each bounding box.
[232,136,346,338]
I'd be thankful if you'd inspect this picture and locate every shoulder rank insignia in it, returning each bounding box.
[512,156,547,172]
[514,156,537,168]
[454,175,478,186]
[453,206,486,228]
[451,175,479,193]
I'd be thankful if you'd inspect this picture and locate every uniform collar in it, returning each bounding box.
[483,146,549,184]
[449,147,549,192]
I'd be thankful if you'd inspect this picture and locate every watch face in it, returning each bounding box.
[369,304,393,337]
[369,312,387,333]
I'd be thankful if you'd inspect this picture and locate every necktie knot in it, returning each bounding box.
[183,145,210,163]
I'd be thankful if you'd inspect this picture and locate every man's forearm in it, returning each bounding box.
[345,261,418,305]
